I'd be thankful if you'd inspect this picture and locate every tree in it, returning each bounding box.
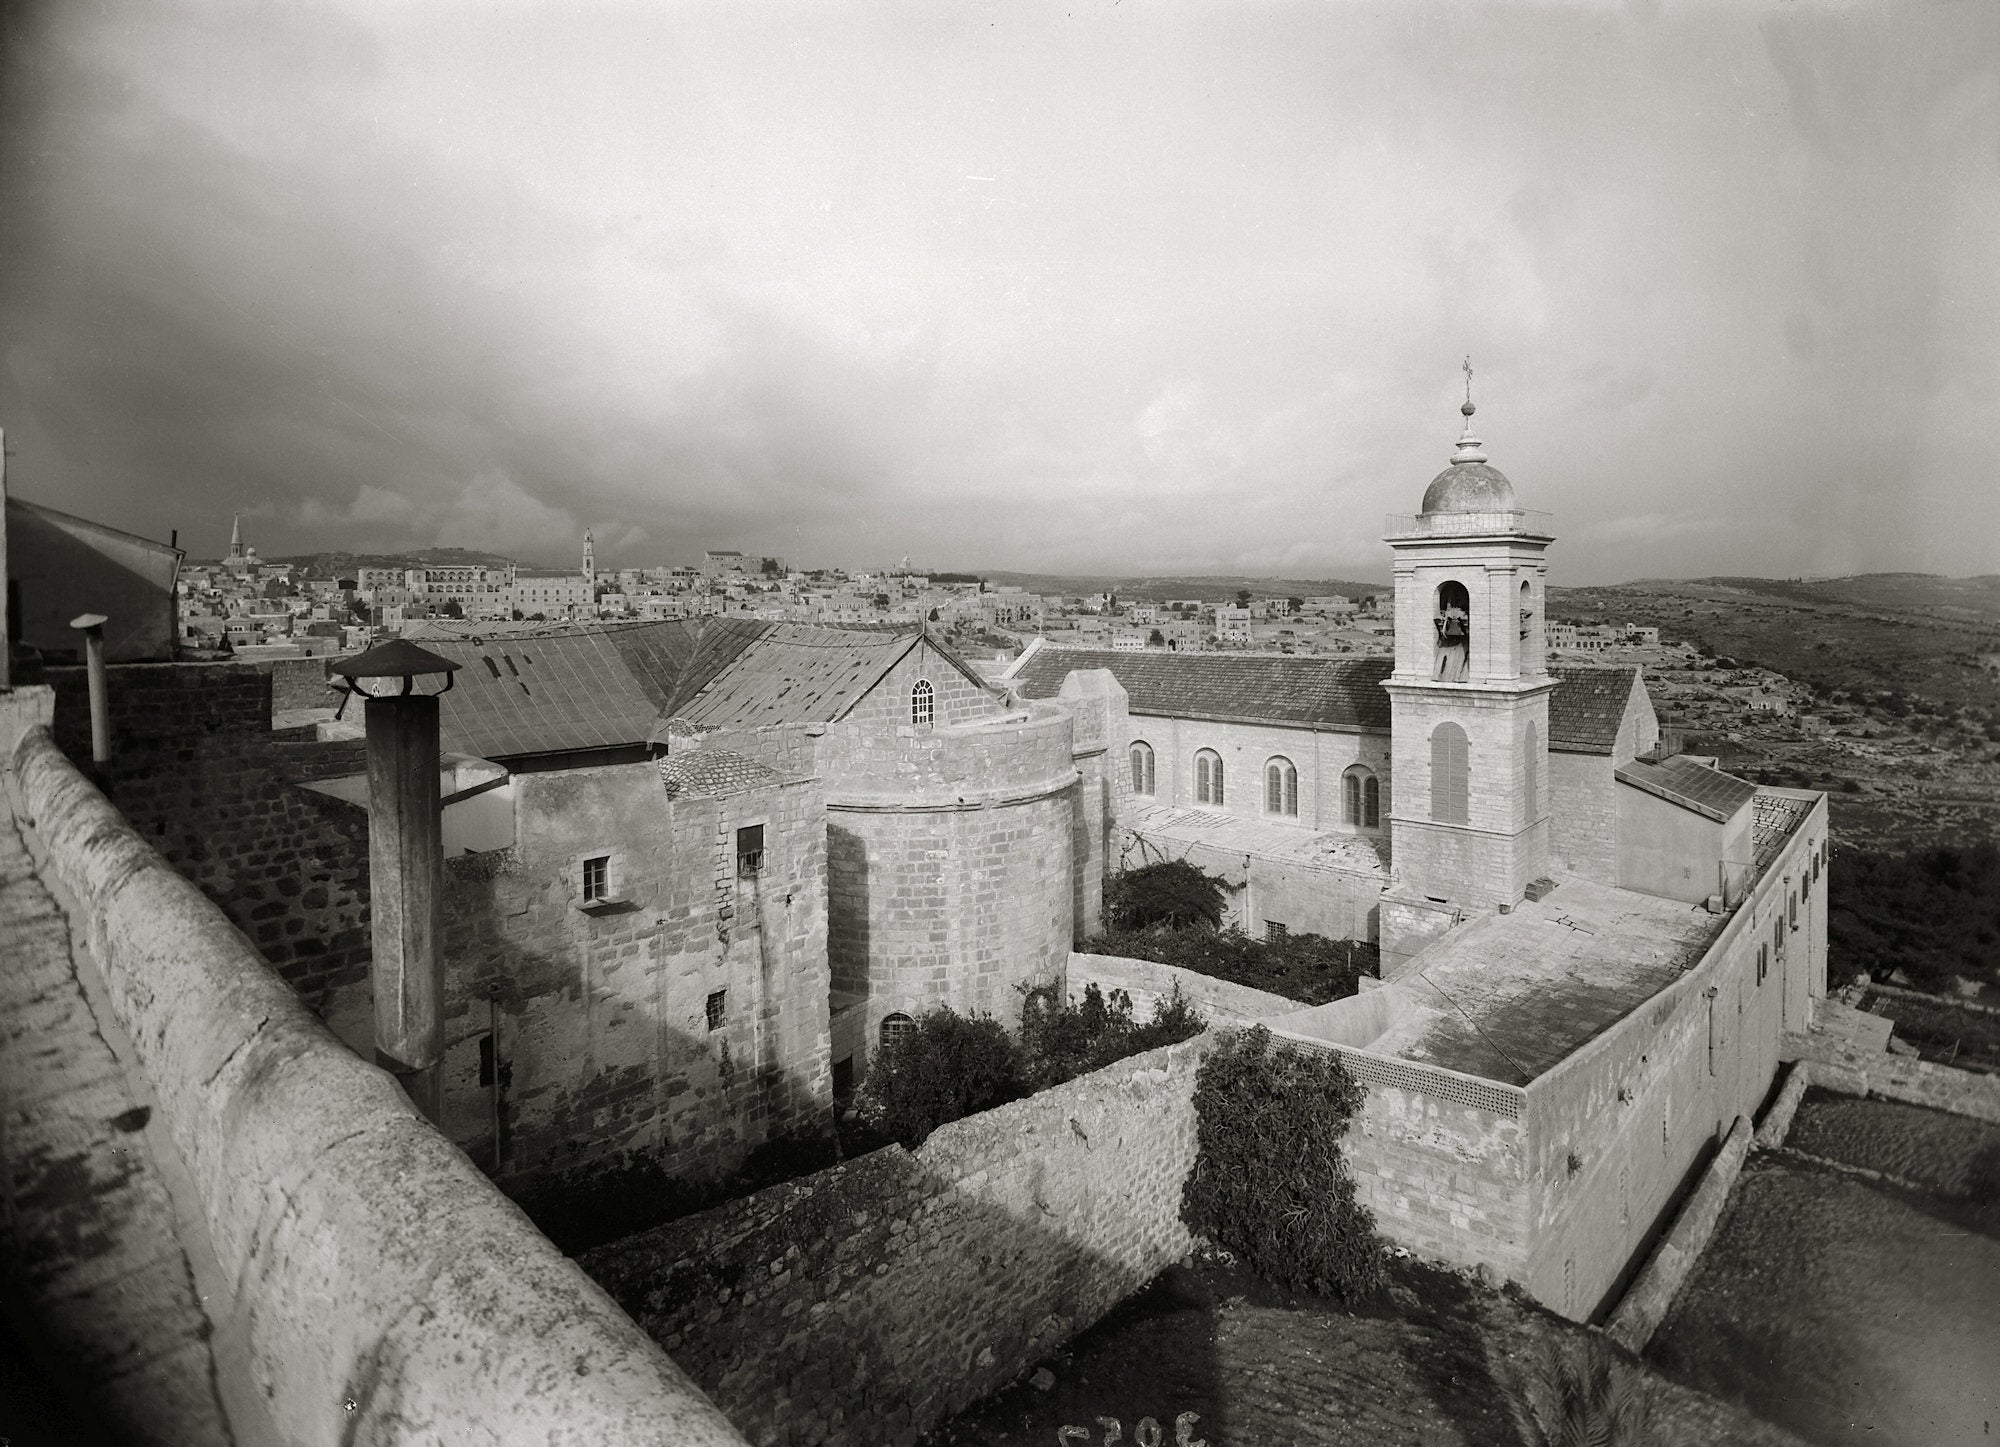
[439,599,464,619]
[1287,596,1304,613]
[760,556,783,576]
[1106,859,1228,931]
[1235,589,1253,609]
[1148,628,1166,647]
[928,607,941,623]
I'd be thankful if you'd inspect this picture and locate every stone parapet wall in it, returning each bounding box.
[1069,951,1297,1024]
[47,662,376,1002]
[8,721,748,1447]
[582,1035,1211,1447]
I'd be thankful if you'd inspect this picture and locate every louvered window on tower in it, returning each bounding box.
[1430,723,1469,824]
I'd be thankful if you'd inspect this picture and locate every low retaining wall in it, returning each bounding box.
[1754,1061,1812,1149]
[8,718,746,1447]
[1603,1115,1753,1355]
[582,1035,1212,1447]
[1068,950,1297,1024]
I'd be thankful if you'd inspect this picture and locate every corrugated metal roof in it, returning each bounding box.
[1547,665,1641,754]
[672,627,922,729]
[1010,648,1394,731]
[1616,755,1757,822]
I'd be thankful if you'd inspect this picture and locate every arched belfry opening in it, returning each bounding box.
[1433,580,1470,682]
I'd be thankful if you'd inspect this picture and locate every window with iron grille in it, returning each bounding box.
[1265,919,1288,943]
[582,854,611,903]
[880,1012,915,1047]
[736,824,765,877]
[705,989,726,1032]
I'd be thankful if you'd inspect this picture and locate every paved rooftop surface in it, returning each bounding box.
[1123,802,1389,875]
[1380,877,1721,1084]
[0,787,237,1445]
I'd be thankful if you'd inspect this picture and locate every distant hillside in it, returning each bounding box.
[979,572,1390,603]
[1550,573,2000,714]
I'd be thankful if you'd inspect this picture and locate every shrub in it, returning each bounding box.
[1106,859,1229,931]
[1019,981,1206,1091]
[1181,1025,1384,1300]
[855,1007,1025,1148]
[1080,924,1370,1005]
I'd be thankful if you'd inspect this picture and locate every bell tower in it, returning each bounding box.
[1379,369,1555,971]
[582,528,596,585]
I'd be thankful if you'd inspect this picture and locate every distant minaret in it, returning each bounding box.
[228,513,246,561]
[582,528,596,584]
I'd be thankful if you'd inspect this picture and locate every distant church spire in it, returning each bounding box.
[582,528,596,583]
[228,512,245,560]
[1452,357,1487,465]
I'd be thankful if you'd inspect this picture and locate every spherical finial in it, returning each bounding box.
[1461,400,1476,418]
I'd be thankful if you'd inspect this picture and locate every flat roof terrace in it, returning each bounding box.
[1279,877,1721,1087]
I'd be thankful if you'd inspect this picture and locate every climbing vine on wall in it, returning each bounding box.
[1181,1025,1385,1301]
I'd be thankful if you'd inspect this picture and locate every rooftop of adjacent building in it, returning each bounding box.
[1122,799,1389,876]
[1274,788,1820,1086]
[1008,644,1643,754]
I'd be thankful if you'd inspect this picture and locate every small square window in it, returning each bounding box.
[582,854,611,903]
[1265,920,1289,943]
[706,989,727,1032]
[736,824,765,877]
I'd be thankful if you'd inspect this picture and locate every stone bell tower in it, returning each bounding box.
[1379,371,1555,973]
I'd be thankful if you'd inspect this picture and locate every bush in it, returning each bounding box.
[1504,1334,1654,1447]
[855,1008,1025,1148]
[1081,924,1370,1005]
[1106,859,1229,931]
[1019,981,1206,1091]
[1181,1025,1384,1300]
[1828,840,2000,991]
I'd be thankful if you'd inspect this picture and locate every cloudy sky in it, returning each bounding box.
[1,1,1995,582]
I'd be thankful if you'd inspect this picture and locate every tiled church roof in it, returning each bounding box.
[1009,649,1394,731]
[1546,665,1641,755]
[1013,648,1645,751]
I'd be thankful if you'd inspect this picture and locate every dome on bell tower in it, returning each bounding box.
[1421,396,1516,514]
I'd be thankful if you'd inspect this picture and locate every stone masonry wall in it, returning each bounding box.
[47,663,375,1005]
[8,714,750,1447]
[580,1035,1209,1447]
[1547,750,1616,884]
[402,761,834,1186]
[820,698,1078,1052]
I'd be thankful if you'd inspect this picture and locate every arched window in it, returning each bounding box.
[1433,580,1471,682]
[1195,749,1224,806]
[910,679,934,727]
[1519,578,1533,642]
[880,1012,914,1048]
[1343,766,1380,828]
[1430,723,1469,824]
[1130,741,1156,796]
[1265,757,1297,816]
[1524,720,1539,822]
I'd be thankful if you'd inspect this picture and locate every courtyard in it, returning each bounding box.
[1649,1091,2000,1447]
